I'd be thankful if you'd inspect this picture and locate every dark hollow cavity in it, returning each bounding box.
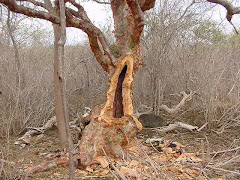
[113,65,127,118]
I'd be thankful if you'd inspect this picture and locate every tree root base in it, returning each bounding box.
[79,117,138,166]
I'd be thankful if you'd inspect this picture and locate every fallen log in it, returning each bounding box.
[154,122,198,133]
[14,116,57,145]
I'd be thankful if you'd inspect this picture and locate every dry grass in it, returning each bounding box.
[0,127,239,179]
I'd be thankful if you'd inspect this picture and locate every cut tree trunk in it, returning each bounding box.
[79,54,142,166]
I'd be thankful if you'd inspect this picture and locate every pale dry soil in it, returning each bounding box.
[1,126,239,180]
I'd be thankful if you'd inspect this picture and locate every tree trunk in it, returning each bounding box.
[53,24,68,148]
[6,10,24,90]
[78,0,156,166]
[79,54,143,165]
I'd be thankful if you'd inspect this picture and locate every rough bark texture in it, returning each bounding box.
[78,0,156,165]
[79,55,142,165]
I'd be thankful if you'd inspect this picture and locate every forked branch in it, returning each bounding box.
[134,104,153,118]
[135,91,194,118]
[159,91,194,114]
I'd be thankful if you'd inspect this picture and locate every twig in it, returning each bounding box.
[101,148,127,180]
[142,151,159,176]
[206,165,240,175]
[92,0,110,4]
[197,122,208,132]
[216,155,240,167]
[229,21,239,34]
[0,159,15,165]
[206,146,240,155]
[24,157,69,180]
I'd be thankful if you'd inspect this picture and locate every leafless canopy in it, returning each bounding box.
[0,0,155,73]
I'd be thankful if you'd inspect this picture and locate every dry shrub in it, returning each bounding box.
[0,0,239,138]
[0,42,108,138]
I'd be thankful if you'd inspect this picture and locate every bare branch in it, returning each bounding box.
[16,0,47,9]
[179,0,196,20]
[134,104,153,118]
[139,0,156,12]
[1,0,116,72]
[207,0,240,21]
[159,91,194,114]
[88,36,113,72]
[0,0,60,24]
[92,0,110,4]
[206,166,240,175]
[229,20,239,34]
[67,0,116,71]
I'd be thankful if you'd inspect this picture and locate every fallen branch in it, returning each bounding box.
[159,91,194,114]
[134,104,153,119]
[155,122,198,133]
[208,146,240,155]
[14,116,57,145]
[14,107,92,145]
[197,122,208,132]
[206,165,240,175]
[23,157,69,180]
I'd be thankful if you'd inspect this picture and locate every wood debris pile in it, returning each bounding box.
[73,139,223,179]
[21,138,226,179]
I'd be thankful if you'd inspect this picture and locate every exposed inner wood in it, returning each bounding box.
[113,65,127,118]
[97,55,142,130]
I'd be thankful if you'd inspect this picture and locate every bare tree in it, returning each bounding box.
[6,10,23,89]
[1,0,238,167]
[0,0,156,165]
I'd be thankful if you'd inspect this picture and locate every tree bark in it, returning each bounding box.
[58,0,74,178]
[53,24,68,148]
[78,0,156,166]
[79,54,143,165]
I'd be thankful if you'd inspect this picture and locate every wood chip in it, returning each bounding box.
[100,169,109,176]
[120,166,138,177]
[94,156,109,168]
[86,166,94,173]
[129,160,140,168]
[75,169,88,175]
